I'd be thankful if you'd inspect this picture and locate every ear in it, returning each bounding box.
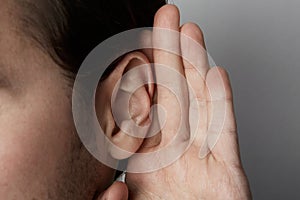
[96,51,154,160]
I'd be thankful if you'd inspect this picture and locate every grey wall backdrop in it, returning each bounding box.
[174,0,300,199]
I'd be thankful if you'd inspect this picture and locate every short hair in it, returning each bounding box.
[16,0,167,78]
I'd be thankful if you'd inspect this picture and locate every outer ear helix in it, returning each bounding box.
[106,52,154,160]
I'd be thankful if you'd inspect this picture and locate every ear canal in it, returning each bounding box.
[108,52,154,160]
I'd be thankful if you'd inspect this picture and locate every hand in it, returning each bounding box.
[125,5,252,200]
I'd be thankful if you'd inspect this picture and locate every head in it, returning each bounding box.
[0,0,166,199]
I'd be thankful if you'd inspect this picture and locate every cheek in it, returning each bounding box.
[0,84,76,196]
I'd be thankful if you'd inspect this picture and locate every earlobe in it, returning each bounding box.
[96,52,154,160]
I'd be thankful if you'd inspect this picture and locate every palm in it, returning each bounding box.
[126,5,251,200]
[126,67,250,199]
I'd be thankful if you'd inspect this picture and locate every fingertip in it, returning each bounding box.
[154,4,180,29]
[99,182,128,200]
[206,67,233,101]
[180,22,205,48]
[215,67,232,93]
[180,22,209,78]
[108,182,128,200]
[213,66,229,78]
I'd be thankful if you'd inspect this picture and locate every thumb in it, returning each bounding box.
[98,181,128,200]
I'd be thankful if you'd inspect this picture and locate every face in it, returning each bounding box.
[0,1,114,199]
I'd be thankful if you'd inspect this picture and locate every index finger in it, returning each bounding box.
[153,5,190,144]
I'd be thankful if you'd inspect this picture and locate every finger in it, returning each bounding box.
[180,23,210,145]
[153,5,183,73]
[153,5,190,144]
[139,29,154,63]
[180,23,209,79]
[199,67,240,165]
[98,181,128,200]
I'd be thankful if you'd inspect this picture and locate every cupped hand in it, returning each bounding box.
[125,5,252,200]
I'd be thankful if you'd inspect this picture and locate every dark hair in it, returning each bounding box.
[17,0,167,78]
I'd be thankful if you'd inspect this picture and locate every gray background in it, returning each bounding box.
[174,0,300,199]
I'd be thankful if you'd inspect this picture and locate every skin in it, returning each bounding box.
[124,5,252,200]
[97,4,252,200]
[0,1,116,199]
[0,1,250,199]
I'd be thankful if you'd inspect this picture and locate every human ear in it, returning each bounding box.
[95,51,154,160]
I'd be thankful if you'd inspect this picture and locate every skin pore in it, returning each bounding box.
[0,1,115,199]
